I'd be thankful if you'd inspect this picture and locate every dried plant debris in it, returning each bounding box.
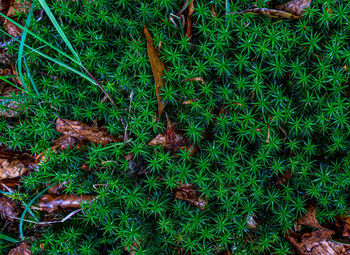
[34,194,94,213]
[296,206,323,231]
[0,196,20,222]
[144,26,166,119]
[183,76,205,85]
[185,0,194,40]
[0,85,25,117]
[56,118,120,146]
[3,0,32,37]
[287,229,347,255]
[174,183,207,210]
[149,116,197,155]
[228,0,311,19]
[0,179,19,193]
[47,182,68,195]
[0,150,35,180]
[124,240,140,255]
[8,242,32,255]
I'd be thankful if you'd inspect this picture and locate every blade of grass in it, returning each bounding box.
[18,4,34,92]
[0,13,79,65]
[38,0,81,63]
[0,233,18,243]
[23,56,40,97]
[19,183,57,240]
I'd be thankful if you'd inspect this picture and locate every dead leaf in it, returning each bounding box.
[3,0,32,37]
[56,118,120,146]
[185,0,194,40]
[174,183,207,210]
[344,66,348,73]
[183,99,199,105]
[277,170,291,185]
[0,85,25,117]
[144,26,166,119]
[0,196,20,222]
[34,194,94,213]
[287,229,346,255]
[47,181,68,195]
[183,77,205,85]
[8,242,32,255]
[341,216,350,237]
[296,206,323,232]
[0,150,35,180]
[275,0,311,16]
[0,0,10,11]
[247,215,257,228]
[0,179,19,193]
[228,0,311,19]
[124,240,141,255]
[211,5,217,17]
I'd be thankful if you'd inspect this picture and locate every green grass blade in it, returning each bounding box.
[0,13,79,65]
[38,0,81,63]
[20,183,57,240]
[0,233,18,243]
[18,4,34,92]
[23,56,40,97]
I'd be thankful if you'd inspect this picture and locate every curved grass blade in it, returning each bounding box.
[18,4,34,92]
[0,233,18,243]
[38,0,81,63]
[23,56,40,97]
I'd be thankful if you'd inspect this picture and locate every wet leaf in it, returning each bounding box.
[56,118,120,146]
[296,206,323,231]
[0,150,35,180]
[34,194,94,213]
[144,26,166,119]
[275,0,311,16]
[0,196,20,222]
[287,229,346,255]
[174,183,207,210]
[8,242,32,255]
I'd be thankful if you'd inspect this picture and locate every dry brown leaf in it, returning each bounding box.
[228,0,311,19]
[56,119,120,146]
[183,77,205,85]
[8,243,32,255]
[275,0,311,16]
[0,196,20,222]
[144,26,166,119]
[34,194,94,213]
[3,0,31,37]
[287,229,346,255]
[185,0,194,40]
[296,206,323,232]
[0,179,19,193]
[0,85,24,117]
[341,216,350,237]
[183,99,199,105]
[124,240,141,255]
[211,5,217,17]
[0,150,35,180]
[47,181,68,195]
[174,183,207,210]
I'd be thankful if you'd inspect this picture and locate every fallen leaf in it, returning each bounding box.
[275,0,312,16]
[0,85,25,117]
[296,206,323,232]
[3,0,32,37]
[0,0,10,11]
[0,150,35,180]
[8,242,32,255]
[124,240,141,255]
[287,229,346,255]
[211,5,217,17]
[174,183,207,210]
[228,0,311,19]
[183,77,205,85]
[47,181,68,195]
[183,99,199,105]
[56,118,120,146]
[0,179,19,193]
[148,115,196,156]
[341,216,350,237]
[144,26,166,119]
[0,196,20,222]
[185,0,194,40]
[34,194,94,213]
[247,215,257,228]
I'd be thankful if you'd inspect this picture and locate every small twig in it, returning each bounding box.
[36,8,44,22]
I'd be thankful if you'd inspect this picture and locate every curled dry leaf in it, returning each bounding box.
[34,194,94,213]
[8,242,32,255]
[174,183,207,210]
[287,229,346,255]
[0,150,35,180]
[144,26,166,119]
[183,77,205,85]
[228,0,311,19]
[0,196,20,222]
[56,118,120,146]
[296,206,323,232]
